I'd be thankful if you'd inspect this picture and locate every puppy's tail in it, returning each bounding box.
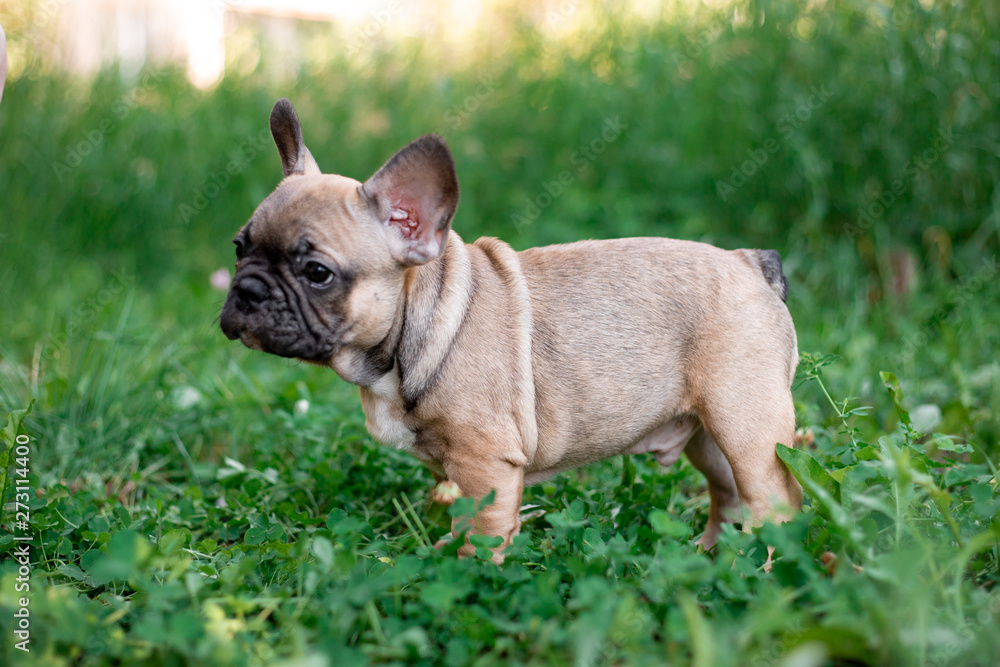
[751,249,790,302]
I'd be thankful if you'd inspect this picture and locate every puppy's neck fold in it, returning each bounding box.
[396,231,474,406]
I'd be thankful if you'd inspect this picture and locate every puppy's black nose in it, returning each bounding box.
[236,276,269,304]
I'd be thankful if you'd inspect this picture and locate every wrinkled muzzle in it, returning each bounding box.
[220,269,337,361]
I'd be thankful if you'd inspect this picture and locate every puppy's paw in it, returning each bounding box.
[433,533,454,550]
[693,534,717,552]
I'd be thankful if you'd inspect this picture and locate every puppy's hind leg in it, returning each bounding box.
[698,392,803,532]
[684,427,741,549]
[631,419,739,548]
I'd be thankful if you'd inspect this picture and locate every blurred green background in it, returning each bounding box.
[2,0,998,476]
[1,2,999,664]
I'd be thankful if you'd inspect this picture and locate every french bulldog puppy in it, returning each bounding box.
[221,98,802,562]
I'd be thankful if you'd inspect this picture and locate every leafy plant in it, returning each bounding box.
[1,0,998,663]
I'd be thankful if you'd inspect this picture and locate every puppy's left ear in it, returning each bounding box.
[362,135,459,266]
[269,98,321,178]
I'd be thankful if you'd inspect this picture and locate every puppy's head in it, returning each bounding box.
[220,98,459,364]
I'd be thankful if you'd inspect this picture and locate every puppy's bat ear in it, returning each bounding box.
[269,98,320,178]
[361,135,459,266]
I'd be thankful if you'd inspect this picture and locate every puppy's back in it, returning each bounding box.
[516,237,795,466]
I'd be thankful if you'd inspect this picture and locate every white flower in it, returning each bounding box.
[210,268,231,291]
[172,386,202,410]
[911,404,942,434]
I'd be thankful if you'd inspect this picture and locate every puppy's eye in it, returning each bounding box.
[234,238,245,260]
[302,261,334,287]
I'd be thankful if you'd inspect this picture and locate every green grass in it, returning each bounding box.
[1,0,999,664]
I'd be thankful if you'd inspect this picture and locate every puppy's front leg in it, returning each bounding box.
[440,450,525,564]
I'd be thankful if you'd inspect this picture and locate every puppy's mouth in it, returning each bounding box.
[238,331,264,352]
[226,318,337,363]
[220,271,340,363]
